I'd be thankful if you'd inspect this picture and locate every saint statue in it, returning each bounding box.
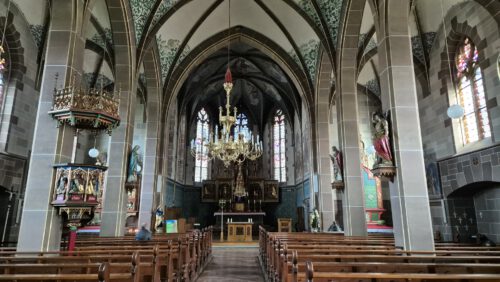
[155,206,164,232]
[371,112,393,166]
[56,176,68,195]
[127,145,141,183]
[86,179,95,195]
[330,146,343,181]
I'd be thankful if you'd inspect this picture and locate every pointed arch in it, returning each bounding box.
[454,37,491,144]
[273,109,286,183]
[194,108,210,183]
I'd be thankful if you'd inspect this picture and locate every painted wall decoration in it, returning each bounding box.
[264,180,280,202]
[130,0,155,42]
[288,39,320,83]
[317,0,343,46]
[358,33,377,54]
[82,73,114,90]
[363,167,378,209]
[131,0,180,43]
[426,162,442,199]
[298,40,320,83]
[297,0,322,28]
[362,166,384,223]
[156,35,191,83]
[90,28,113,49]
[151,0,179,27]
[294,123,303,183]
[29,24,44,49]
[364,79,380,97]
[201,180,217,202]
[411,32,437,65]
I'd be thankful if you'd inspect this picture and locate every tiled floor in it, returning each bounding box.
[197,246,265,282]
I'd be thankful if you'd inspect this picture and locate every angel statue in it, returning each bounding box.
[371,112,393,166]
[329,146,343,181]
[127,145,142,183]
[155,206,164,232]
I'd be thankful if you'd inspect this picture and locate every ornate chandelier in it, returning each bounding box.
[190,67,262,167]
[189,0,261,167]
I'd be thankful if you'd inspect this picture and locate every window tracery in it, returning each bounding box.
[194,108,209,182]
[273,110,286,182]
[455,37,490,144]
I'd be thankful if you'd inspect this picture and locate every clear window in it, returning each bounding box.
[273,110,286,182]
[235,113,250,141]
[194,108,209,182]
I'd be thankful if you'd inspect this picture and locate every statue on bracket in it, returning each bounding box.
[371,111,396,181]
[127,145,142,183]
[372,112,394,166]
[329,146,343,182]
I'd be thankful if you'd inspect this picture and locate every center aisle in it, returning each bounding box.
[198,246,264,282]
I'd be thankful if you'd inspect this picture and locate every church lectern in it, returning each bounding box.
[227,222,253,242]
[278,218,292,232]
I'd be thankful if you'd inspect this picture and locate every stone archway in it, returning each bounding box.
[160,26,317,191]
[336,0,367,236]
[444,180,500,243]
[99,0,138,237]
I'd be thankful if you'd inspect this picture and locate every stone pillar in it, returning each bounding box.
[336,1,367,236]
[17,0,86,251]
[376,0,434,250]
[100,0,136,236]
[137,51,161,228]
[316,52,335,230]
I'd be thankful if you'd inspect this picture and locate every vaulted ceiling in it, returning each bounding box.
[7,0,485,102]
[179,42,301,130]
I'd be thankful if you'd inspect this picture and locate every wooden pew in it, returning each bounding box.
[301,260,500,282]
[0,255,140,281]
[0,228,212,282]
[259,228,500,282]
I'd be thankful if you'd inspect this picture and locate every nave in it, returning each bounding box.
[0,0,499,280]
[1,227,500,281]
[197,246,264,282]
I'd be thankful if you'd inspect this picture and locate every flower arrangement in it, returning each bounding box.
[310,208,320,231]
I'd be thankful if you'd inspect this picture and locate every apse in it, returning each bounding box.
[177,42,301,129]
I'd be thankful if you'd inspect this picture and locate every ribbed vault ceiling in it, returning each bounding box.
[179,42,300,130]
[7,0,488,102]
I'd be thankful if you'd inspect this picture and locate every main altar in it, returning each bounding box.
[203,163,278,241]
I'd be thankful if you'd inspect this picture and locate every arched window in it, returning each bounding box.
[0,46,6,113]
[273,110,286,182]
[455,37,491,144]
[194,108,209,182]
[235,113,250,141]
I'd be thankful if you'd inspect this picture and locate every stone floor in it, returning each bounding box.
[197,246,265,282]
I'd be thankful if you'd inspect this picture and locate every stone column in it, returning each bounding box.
[17,0,86,251]
[137,50,161,228]
[100,0,136,236]
[316,52,335,230]
[376,0,434,250]
[336,1,367,236]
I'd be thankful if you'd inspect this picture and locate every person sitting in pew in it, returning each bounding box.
[470,233,496,246]
[135,223,152,241]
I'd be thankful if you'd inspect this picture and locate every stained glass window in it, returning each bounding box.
[273,110,286,182]
[235,113,250,141]
[455,37,490,144]
[194,108,209,182]
[0,47,6,113]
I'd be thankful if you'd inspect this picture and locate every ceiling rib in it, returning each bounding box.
[255,0,314,94]
[162,0,225,97]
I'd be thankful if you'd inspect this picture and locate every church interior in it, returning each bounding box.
[0,0,499,281]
